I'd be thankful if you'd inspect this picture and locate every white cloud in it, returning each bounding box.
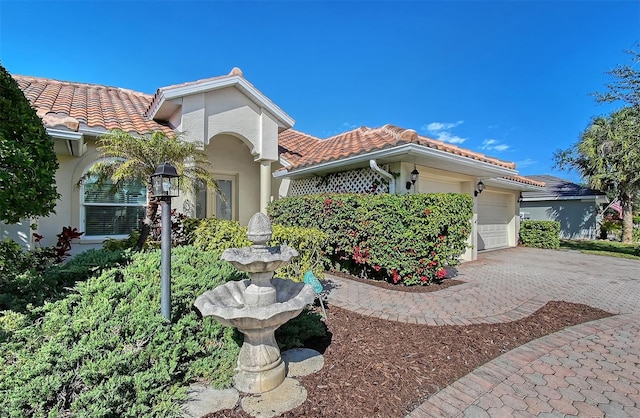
[434,131,467,144]
[481,138,510,152]
[425,120,464,132]
[422,120,466,144]
[341,122,358,129]
[516,158,537,168]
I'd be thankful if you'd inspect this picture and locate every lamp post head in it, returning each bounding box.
[151,161,180,199]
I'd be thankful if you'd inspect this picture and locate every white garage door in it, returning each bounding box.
[477,191,511,251]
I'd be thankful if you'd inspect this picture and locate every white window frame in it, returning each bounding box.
[80,161,148,240]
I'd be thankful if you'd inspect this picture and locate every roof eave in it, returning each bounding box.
[484,177,546,192]
[147,76,295,129]
[521,195,610,203]
[47,128,86,157]
[275,144,519,179]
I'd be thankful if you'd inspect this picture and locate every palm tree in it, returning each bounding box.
[555,107,640,242]
[82,129,219,249]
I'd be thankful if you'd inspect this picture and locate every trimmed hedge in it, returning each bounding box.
[192,218,328,281]
[268,193,473,285]
[519,220,560,249]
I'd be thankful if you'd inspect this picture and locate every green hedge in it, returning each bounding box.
[519,220,560,249]
[268,193,473,285]
[192,218,328,281]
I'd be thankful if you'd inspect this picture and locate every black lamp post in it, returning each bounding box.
[150,161,180,321]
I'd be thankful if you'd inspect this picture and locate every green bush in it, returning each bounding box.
[0,244,327,417]
[268,193,473,285]
[0,247,129,313]
[520,220,561,249]
[0,239,30,277]
[103,231,142,251]
[193,218,250,252]
[0,246,244,417]
[276,308,326,350]
[192,218,328,281]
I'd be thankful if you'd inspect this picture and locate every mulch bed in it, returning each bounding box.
[327,271,464,293]
[205,288,612,418]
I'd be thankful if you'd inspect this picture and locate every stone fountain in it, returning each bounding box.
[194,213,315,394]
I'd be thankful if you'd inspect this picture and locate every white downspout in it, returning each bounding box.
[369,159,395,194]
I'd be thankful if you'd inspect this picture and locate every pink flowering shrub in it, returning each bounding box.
[269,193,473,285]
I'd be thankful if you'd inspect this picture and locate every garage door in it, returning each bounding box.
[477,191,511,251]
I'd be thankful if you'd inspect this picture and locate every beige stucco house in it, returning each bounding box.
[5,68,544,260]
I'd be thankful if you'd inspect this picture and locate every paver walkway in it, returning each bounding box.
[324,247,640,417]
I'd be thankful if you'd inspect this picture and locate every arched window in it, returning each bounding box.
[81,166,147,237]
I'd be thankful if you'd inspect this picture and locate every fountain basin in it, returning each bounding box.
[194,278,315,328]
[195,277,315,393]
[221,245,298,273]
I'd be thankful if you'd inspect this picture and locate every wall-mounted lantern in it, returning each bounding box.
[406,165,420,190]
[474,180,485,197]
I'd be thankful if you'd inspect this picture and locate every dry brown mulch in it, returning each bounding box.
[206,299,611,418]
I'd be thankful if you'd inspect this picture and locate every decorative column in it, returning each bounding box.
[259,160,272,214]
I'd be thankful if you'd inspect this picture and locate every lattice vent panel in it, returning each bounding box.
[289,167,390,196]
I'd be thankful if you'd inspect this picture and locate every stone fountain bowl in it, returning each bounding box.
[221,245,299,273]
[194,278,315,330]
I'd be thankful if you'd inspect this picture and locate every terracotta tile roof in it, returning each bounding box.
[278,129,322,167]
[13,75,172,134]
[503,175,546,187]
[278,124,517,171]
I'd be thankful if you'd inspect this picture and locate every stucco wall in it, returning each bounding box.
[4,138,108,255]
[520,200,599,239]
[205,134,260,225]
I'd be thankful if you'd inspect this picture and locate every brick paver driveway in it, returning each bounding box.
[327,247,640,324]
[325,247,640,417]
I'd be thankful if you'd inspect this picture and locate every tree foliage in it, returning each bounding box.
[0,63,59,223]
[593,45,640,109]
[83,129,219,248]
[555,45,640,243]
[555,107,640,242]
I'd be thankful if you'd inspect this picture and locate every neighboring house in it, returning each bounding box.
[520,175,608,240]
[5,68,544,261]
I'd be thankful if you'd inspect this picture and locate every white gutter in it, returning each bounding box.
[47,128,85,157]
[369,160,395,194]
[274,143,519,179]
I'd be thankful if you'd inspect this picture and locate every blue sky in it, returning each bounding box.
[1,1,638,183]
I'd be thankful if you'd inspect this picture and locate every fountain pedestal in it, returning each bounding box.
[195,213,315,394]
[235,324,284,392]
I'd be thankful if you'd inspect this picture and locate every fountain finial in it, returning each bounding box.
[247,212,272,246]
